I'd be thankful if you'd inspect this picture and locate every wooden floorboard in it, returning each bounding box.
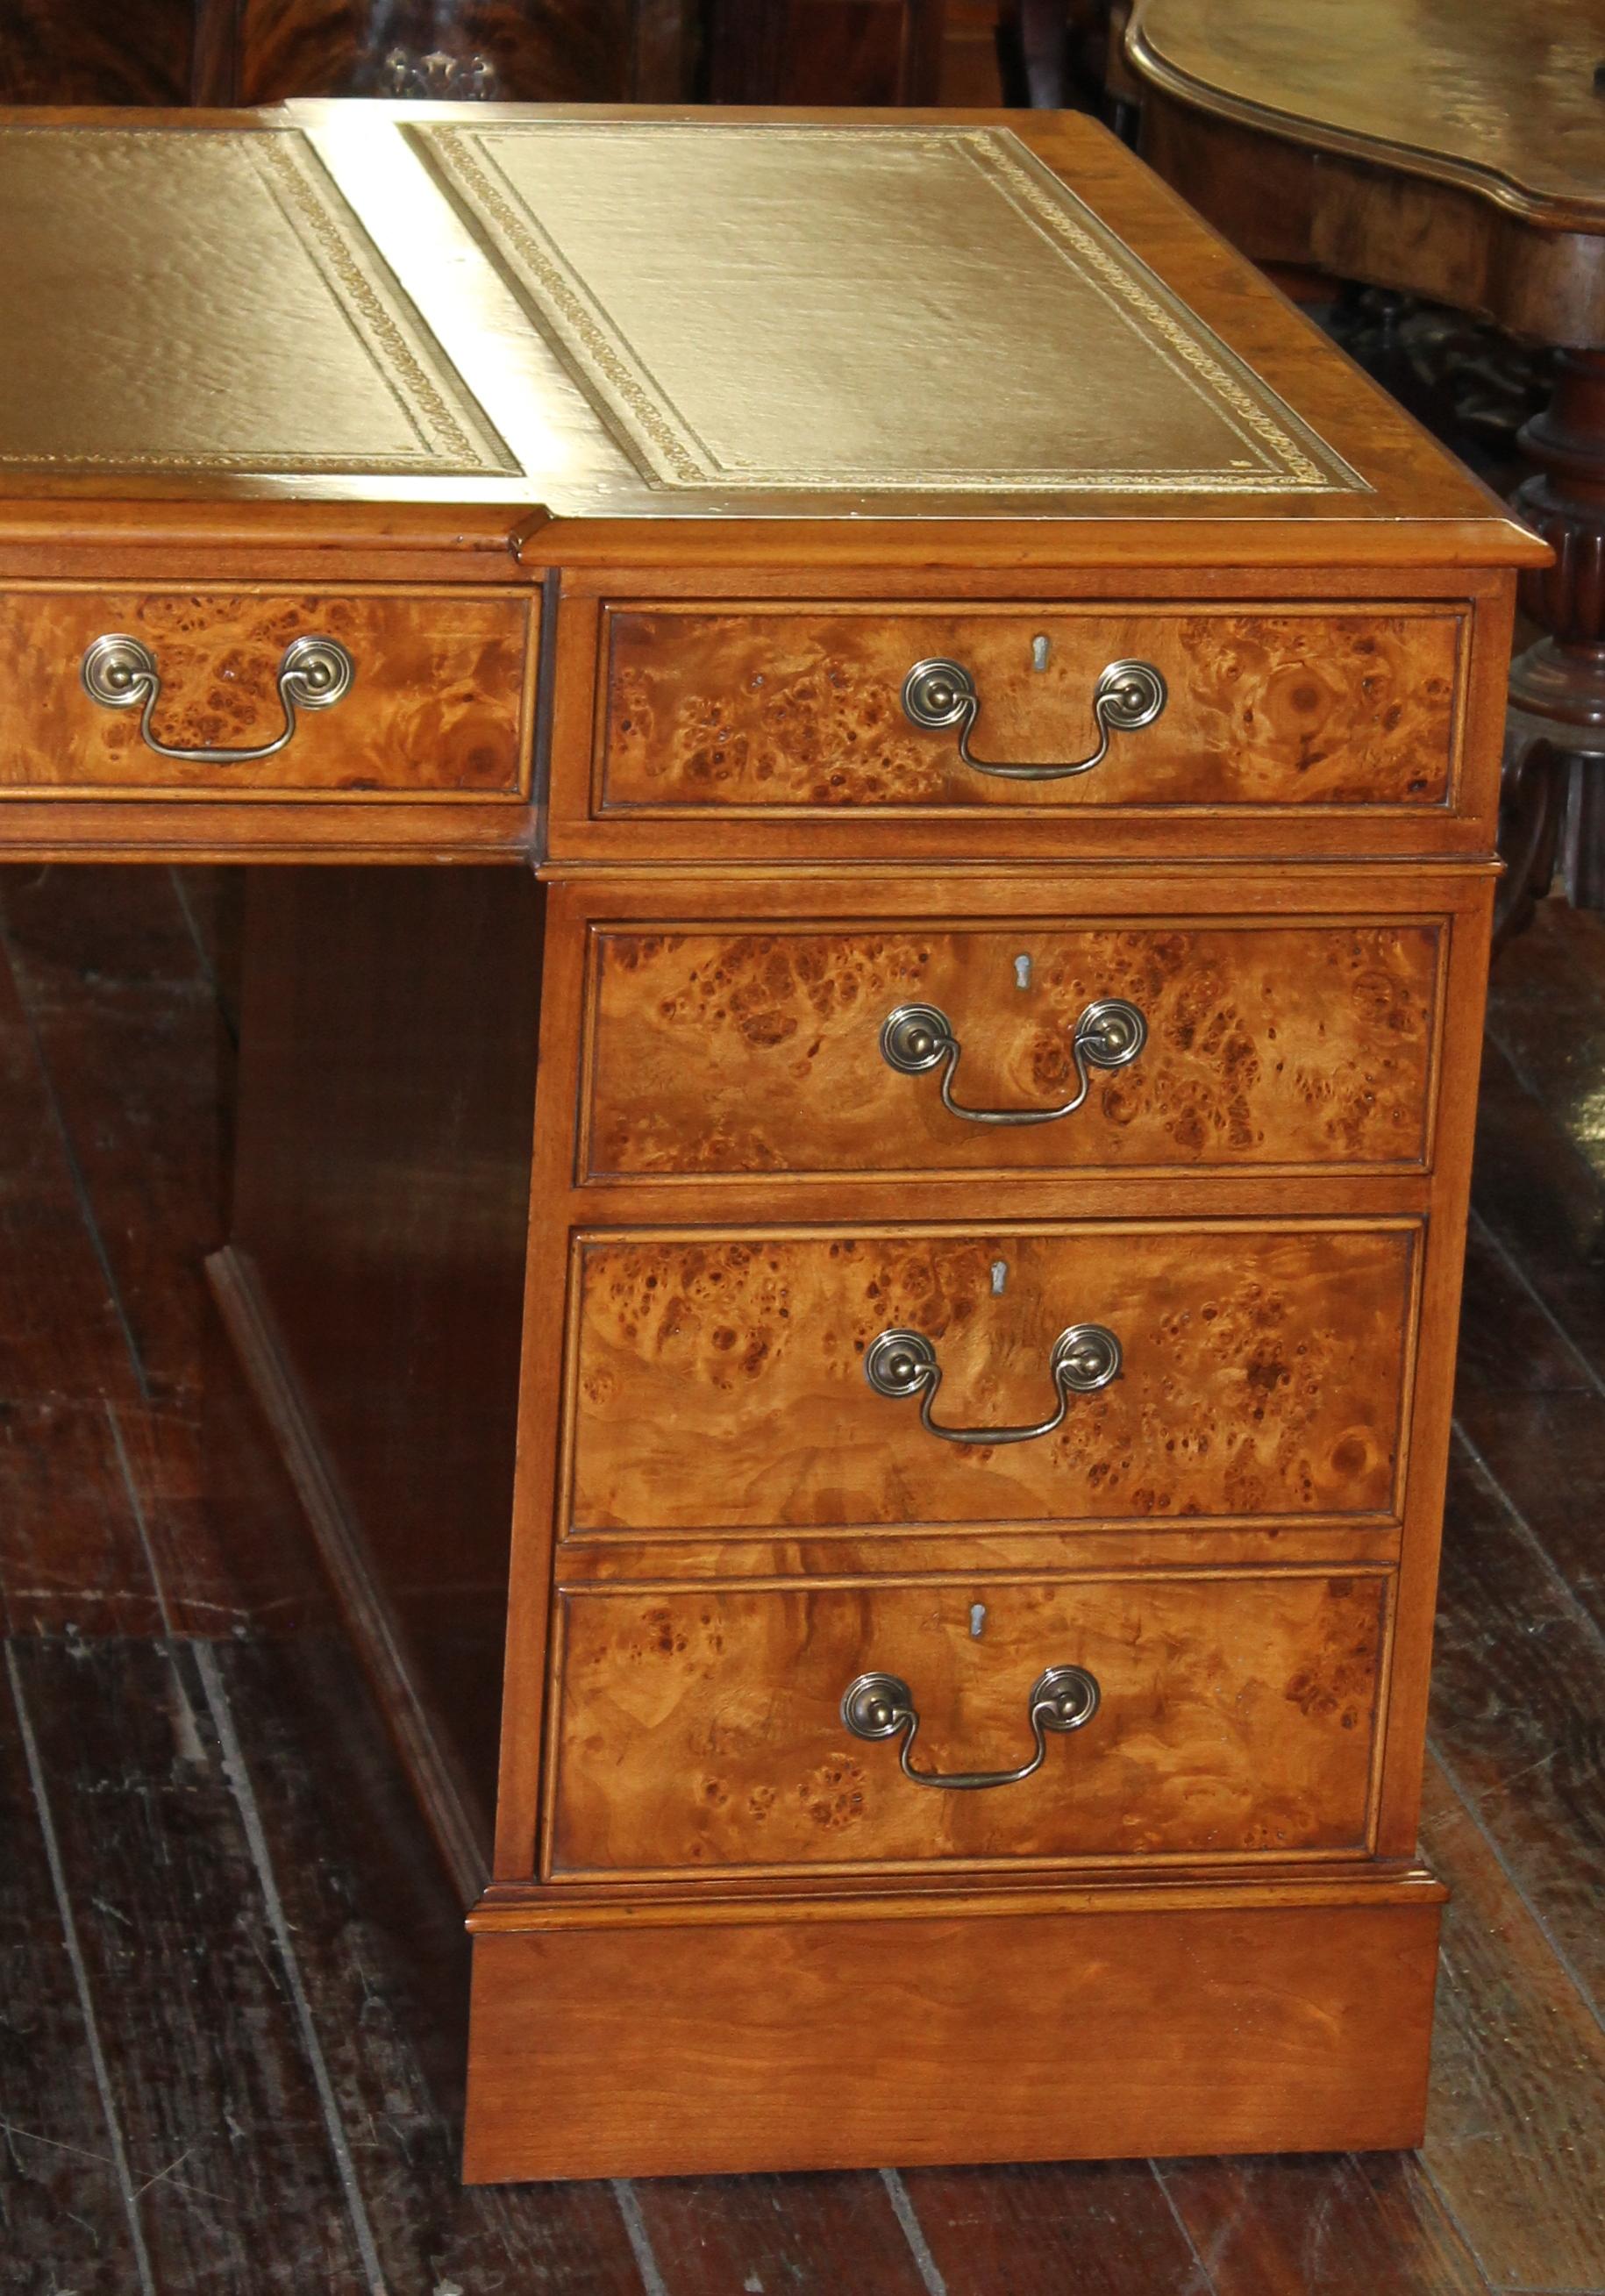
[1,1644,153,2295]
[1156,2153,1490,2296]
[898,2159,1215,2295]
[3,865,1605,2294]
[1417,1757,1605,2294]
[7,1636,374,2292]
[208,1634,650,2295]
[1431,1443,1605,2018]
[0,909,141,1408]
[0,866,231,1407]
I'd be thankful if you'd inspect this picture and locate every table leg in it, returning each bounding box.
[1500,347,1605,947]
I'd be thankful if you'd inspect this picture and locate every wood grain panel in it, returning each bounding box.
[583,919,1442,1177]
[0,0,194,101]
[566,1224,1416,1534]
[597,603,1462,812]
[0,587,533,796]
[463,1886,1444,2178]
[233,0,646,102]
[546,1571,1387,1876]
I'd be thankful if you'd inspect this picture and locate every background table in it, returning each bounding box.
[1126,0,1605,942]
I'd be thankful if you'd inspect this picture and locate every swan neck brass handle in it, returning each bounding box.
[865,1322,1120,1446]
[82,632,354,766]
[841,1664,1101,1790]
[881,996,1145,1125]
[901,654,1166,781]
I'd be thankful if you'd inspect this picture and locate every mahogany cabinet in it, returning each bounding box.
[0,0,942,106]
[0,100,1544,2181]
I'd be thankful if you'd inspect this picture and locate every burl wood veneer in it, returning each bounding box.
[0,103,1544,2182]
[565,1225,1416,1534]
[597,604,1462,811]
[581,920,1443,1176]
[0,586,535,795]
[546,1570,1389,1876]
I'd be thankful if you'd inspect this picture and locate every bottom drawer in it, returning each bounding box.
[545,1571,1388,1878]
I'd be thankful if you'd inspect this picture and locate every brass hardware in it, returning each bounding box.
[840,1664,1101,1790]
[880,996,1145,1125]
[864,1323,1121,1445]
[900,655,1166,779]
[82,634,354,765]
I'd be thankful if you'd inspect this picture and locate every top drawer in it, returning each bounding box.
[0,586,536,799]
[591,602,1465,825]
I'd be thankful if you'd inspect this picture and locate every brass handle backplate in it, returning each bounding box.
[841,1664,1101,1790]
[901,655,1166,780]
[82,632,354,765]
[881,995,1146,1124]
[865,1322,1121,1445]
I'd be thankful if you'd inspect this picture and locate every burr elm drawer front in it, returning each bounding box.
[0,586,536,798]
[580,917,1444,1179]
[561,1222,1418,1538]
[594,603,1463,816]
[543,1570,1389,1878]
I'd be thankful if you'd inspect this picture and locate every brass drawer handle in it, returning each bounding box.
[901,655,1166,781]
[865,1322,1120,1445]
[841,1664,1101,1790]
[881,995,1145,1124]
[82,632,354,765]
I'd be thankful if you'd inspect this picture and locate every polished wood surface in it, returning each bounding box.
[545,567,1517,871]
[0,2,946,112]
[1130,0,1605,348]
[598,603,1461,809]
[565,1224,1415,1534]
[1126,0,1604,947]
[4,861,1604,2280]
[0,585,535,795]
[1130,0,1605,225]
[546,1570,1387,1875]
[582,918,1442,1176]
[464,1886,1443,2179]
[226,0,692,103]
[0,101,1541,2186]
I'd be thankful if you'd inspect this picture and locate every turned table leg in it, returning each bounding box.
[1500,347,1605,946]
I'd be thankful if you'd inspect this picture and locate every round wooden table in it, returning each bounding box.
[1125,0,1605,941]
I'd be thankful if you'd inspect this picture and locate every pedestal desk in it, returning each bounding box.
[0,101,1544,2182]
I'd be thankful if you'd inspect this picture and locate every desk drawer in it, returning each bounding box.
[0,586,534,796]
[582,919,1441,1178]
[565,1223,1416,1537]
[596,603,1461,816]
[546,1570,1387,1877]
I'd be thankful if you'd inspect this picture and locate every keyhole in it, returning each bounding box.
[1014,953,1031,991]
[970,1602,987,1638]
[1031,634,1051,671]
[990,1259,1008,1295]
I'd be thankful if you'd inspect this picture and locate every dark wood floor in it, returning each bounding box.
[1,862,1601,2296]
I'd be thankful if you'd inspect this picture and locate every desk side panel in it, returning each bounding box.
[219,865,542,1895]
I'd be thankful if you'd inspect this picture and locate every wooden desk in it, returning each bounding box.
[0,100,1541,2183]
[1125,0,1605,938]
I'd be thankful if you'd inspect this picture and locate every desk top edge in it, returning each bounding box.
[0,100,1534,563]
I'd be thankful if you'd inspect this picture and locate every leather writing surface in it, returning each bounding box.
[0,125,515,478]
[414,119,1361,496]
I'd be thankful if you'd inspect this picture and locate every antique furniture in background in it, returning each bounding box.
[1125,0,1605,943]
[0,100,1540,2179]
[0,1,951,105]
